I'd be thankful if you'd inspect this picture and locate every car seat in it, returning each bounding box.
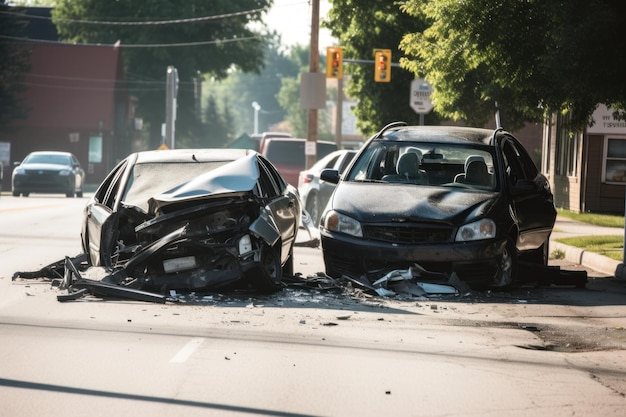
[382,152,428,184]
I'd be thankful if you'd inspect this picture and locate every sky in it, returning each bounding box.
[265,0,336,49]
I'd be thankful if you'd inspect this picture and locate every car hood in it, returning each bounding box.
[19,163,71,171]
[149,154,260,211]
[330,182,500,224]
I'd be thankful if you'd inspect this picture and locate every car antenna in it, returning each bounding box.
[375,121,408,139]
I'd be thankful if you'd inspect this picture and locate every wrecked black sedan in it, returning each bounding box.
[80,148,300,295]
[319,123,557,289]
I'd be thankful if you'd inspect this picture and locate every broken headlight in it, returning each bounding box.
[323,210,363,237]
[455,218,496,242]
[238,234,253,256]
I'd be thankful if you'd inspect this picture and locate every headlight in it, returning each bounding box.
[59,170,71,176]
[13,168,25,175]
[322,210,362,237]
[455,218,496,242]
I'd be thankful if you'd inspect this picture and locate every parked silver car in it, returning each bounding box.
[297,149,357,225]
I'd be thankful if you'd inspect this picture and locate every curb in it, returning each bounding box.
[550,241,624,278]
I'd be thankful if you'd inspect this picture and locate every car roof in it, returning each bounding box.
[264,137,336,144]
[28,151,74,156]
[132,148,257,164]
[381,125,498,146]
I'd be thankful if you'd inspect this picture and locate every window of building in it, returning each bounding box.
[603,136,626,183]
[554,114,578,177]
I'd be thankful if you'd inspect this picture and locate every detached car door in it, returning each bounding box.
[82,160,129,267]
[257,156,300,264]
[500,136,556,250]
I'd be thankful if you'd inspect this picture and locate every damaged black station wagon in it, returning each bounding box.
[319,122,557,289]
[81,149,300,295]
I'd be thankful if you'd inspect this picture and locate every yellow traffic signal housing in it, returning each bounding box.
[374,49,391,82]
[326,46,343,79]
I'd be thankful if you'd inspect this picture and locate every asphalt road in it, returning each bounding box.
[2,195,626,416]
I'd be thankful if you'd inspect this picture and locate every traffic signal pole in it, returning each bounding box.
[306,0,320,170]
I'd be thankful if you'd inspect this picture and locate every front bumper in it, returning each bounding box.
[321,229,508,286]
[13,173,76,194]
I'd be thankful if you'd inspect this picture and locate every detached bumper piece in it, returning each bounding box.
[58,256,167,303]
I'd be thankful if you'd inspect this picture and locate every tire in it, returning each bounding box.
[77,188,83,198]
[23,192,29,197]
[305,192,321,226]
[282,249,294,277]
[12,191,19,197]
[66,191,74,198]
[492,238,517,288]
[254,245,282,292]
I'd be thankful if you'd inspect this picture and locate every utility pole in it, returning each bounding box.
[306,0,320,170]
[164,66,178,149]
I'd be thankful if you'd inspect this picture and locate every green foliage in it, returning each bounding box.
[206,33,300,137]
[399,0,626,131]
[555,235,623,261]
[0,4,31,130]
[325,0,440,136]
[556,208,624,228]
[51,0,271,148]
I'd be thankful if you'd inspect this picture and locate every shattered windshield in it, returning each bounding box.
[347,142,498,191]
[122,161,230,211]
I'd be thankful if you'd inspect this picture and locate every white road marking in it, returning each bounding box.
[170,337,205,363]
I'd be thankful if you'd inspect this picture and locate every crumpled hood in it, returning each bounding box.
[149,154,260,211]
[330,182,500,224]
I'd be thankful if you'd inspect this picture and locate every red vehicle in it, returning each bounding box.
[260,137,337,186]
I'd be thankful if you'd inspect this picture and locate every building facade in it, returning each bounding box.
[543,105,626,214]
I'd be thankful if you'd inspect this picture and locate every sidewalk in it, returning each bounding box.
[550,216,625,278]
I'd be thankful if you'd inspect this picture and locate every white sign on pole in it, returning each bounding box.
[410,78,433,114]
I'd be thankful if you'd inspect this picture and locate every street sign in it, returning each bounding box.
[410,78,433,114]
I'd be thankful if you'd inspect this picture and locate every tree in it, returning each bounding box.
[52,0,271,148]
[399,0,626,131]
[206,33,300,137]
[324,0,437,136]
[0,2,31,131]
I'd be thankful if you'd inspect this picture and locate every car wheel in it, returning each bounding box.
[255,244,282,292]
[77,189,83,198]
[282,249,294,277]
[492,238,517,288]
[22,192,29,197]
[66,191,74,198]
[12,191,19,197]
[305,192,320,225]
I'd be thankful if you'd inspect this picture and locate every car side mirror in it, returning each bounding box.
[511,179,535,194]
[320,168,340,184]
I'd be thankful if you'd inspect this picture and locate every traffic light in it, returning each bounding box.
[374,49,391,82]
[326,46,343,79]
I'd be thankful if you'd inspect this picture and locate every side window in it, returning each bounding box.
[256,156,284,198]
[502,140,526,185]
[94,161,127,209]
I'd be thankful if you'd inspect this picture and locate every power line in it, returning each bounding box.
[0,8,264,26]
[0,34,261,48]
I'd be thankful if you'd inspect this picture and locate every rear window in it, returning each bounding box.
[265,140,337,166]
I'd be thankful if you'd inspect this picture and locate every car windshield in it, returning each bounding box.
[24,153,71,165]
[122,161,232,210]
[347,141,498,191]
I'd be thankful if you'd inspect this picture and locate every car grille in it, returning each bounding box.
[23,169,61,184]
[363,223,454,244]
